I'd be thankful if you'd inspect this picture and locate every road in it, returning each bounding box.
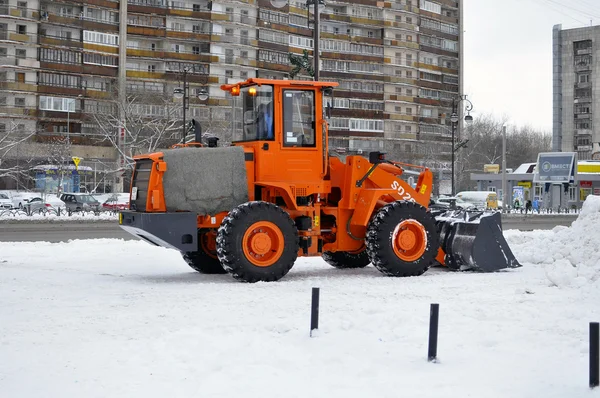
[0,215,579,242]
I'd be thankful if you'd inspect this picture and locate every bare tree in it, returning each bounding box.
[455,114,552,191]
[0,122,36,185]
[88,90,182,171]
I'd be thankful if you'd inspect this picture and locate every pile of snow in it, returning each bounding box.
[0,211,118,222]
[505,195,600,288]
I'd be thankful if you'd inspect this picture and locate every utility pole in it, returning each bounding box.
[182,69,188,144]
[502,125,507,212]
[313,0,320,81]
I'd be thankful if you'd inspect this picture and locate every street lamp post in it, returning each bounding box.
[174,68,209,144]
[306,0,325,81]
[450,95,474,196]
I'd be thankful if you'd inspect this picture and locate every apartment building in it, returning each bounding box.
[0,0,462,190]
[553,24,600,160]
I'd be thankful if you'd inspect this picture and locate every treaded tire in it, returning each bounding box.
[322,248,370,269]
[182,230,226,274]
[217,201,299,282]
[366,201,439,277]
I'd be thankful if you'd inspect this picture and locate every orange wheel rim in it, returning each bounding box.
[242,221,284,267]
[392,220,427,262]
[200,231,218,259]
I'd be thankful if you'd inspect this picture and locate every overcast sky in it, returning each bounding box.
[463,0,599,132]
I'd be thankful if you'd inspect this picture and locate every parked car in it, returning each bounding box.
[59,193,101,212]
[102,193,130,211]
[0,193,12,210]
[21,197,54,213]
[436,196,478,210]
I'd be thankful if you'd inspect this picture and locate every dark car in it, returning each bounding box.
[59,193,101,212]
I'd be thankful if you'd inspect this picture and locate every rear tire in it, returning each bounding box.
[322,248,370,269]
[182,230,226,274]
[217,201,299,282]
[366,201,439,277]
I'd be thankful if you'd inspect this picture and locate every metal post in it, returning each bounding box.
[310,287,320,336]
[428,303,439,362]
[67,108,70,144]
[502,125,507,212]
[591,322,599,388]
[182,69,187,144]
[313,1,320,81]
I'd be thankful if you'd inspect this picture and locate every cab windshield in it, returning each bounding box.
[231,84,274,142]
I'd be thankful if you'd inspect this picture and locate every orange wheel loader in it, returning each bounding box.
[119,78,520,282]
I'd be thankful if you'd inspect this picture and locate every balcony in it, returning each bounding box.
[575,62,592,72]
[126,70,165,79]
[8,32,35,43]
[575,113,592,120]
[127,26,166,37]
[1,57,40,68]
[0,106,37,117]
[0,6,39,20]
[0,81,38,92]
[38,84,84,97]
[165,30,211,41]
[39,36,84,49]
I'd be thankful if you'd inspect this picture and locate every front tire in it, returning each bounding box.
[366,201,439,277]
[322,248,370,269]
[217,201,299,282]
[182,230,226,274]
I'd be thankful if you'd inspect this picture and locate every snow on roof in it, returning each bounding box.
[512,163,537,174]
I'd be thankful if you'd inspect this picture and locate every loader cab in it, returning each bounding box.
[222,79,338,201]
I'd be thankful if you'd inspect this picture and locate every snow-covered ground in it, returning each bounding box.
[2,200,600,397]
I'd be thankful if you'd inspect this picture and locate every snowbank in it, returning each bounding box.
[0,211,118,222]
[505,195,600,288]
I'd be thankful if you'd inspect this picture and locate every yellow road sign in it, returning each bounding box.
[72,156,82,170]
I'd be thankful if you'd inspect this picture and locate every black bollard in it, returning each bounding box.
[310,287,320,337]
[591,322,599,388]
[428,303,439,362]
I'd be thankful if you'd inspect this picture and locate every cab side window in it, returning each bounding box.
[282,90,315,147]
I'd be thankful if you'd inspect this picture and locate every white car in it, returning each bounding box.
[436,196,478,210]
[0,193,12,210]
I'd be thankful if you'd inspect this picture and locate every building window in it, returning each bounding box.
[147,65,156,72]
[406,35,412,42]
[240,71,248,79]
[0,96,7,106]
[395,87,402,94]
[405,126,411,133]
[40,96,76,112]
[192,3,201,11]
[406,71,413,78]
[0,48,6,57]
[406,88,413,96]
[578,74,590,83]
[192,46,200,55]
[406,17,412,23]
[225,70,233,78]
[17,25,26,35]
[16,49,26,59]
[405,107,412,114]
[568,186,577,202]
[15,97,26,107]
[240,50,248,59]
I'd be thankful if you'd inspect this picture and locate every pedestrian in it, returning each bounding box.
[533,198,539,213]
[513,198,520,212]
[525,200,532,214]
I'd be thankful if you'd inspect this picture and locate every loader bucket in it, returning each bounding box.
[436,211,521,272]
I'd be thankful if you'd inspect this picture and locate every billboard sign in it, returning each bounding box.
[533,152,576,183]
